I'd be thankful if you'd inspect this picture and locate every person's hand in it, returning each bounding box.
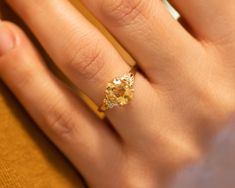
[1,0,235,187]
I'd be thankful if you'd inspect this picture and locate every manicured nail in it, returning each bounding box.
[0,22,14,56]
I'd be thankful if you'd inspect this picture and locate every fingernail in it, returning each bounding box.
[0,22,15,56]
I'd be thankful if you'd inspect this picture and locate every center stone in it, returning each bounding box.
[105,76,134,107]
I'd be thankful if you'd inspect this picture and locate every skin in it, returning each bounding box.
[0,0,235,187]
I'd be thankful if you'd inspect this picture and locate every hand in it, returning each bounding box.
[1,0,235,187]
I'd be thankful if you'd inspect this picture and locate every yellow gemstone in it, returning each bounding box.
[105,76,134,107]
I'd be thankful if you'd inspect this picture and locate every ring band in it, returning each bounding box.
[98,66,137,112]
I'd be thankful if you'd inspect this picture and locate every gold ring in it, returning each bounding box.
[98,66,137,112]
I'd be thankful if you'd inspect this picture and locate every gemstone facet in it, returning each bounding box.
[98,69,136,112]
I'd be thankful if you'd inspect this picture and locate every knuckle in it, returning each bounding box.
[101,0,147,26]
[64,35,106,81]
[45,103,76,140]
[9,54,36,88]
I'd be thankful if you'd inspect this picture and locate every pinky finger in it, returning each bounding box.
[0,21,124,187]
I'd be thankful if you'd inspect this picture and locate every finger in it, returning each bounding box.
[6,0,129,103]
[0,21,124,186]
[169,0,235,42]
[79,0,200,81]
[5,0,157,140]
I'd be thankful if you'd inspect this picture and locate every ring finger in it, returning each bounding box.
[5,0,156,139]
